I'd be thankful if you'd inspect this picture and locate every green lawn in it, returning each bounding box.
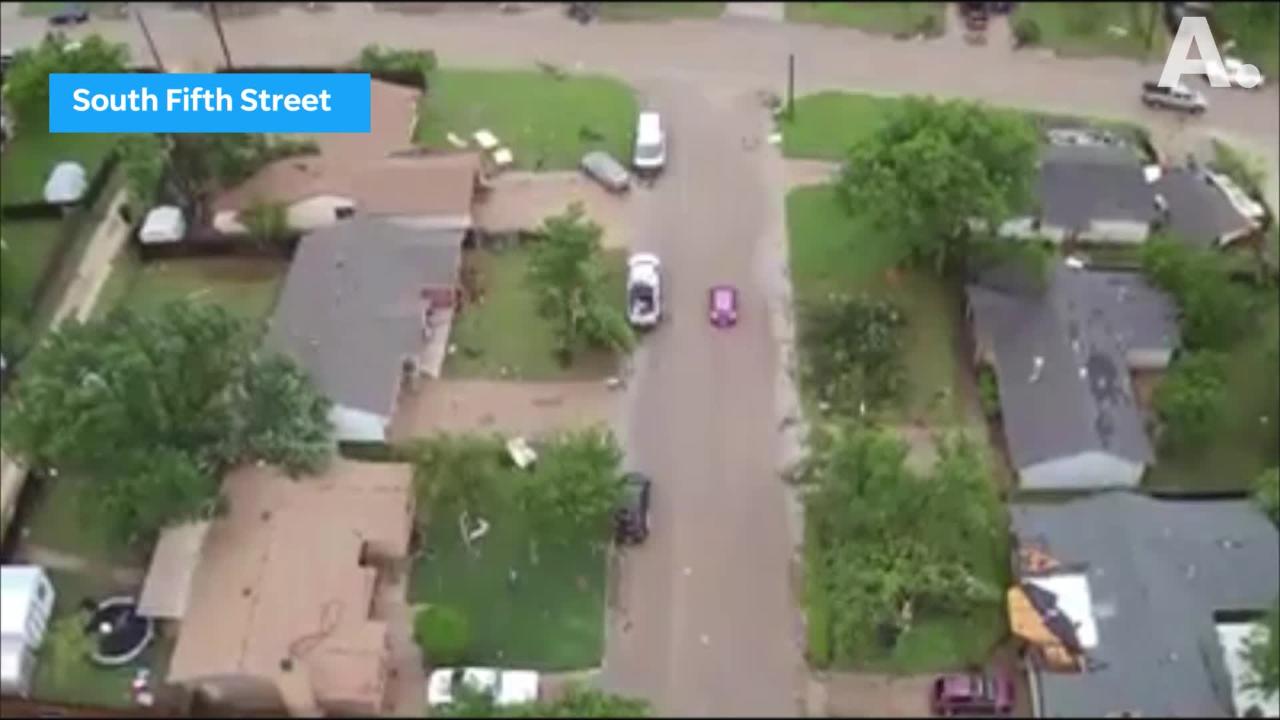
[787,184,964,424]
[32,570,174,710]
[445,246,625,380]
[20,474,132,566]
[1146,298,1280,492]
[93,255,287,325]
[786,2,946,37]
[1011,2,1169,60]
[416,68,638,171]
[0,219,65,316]
[0,130,118,206]
[780,92,904,161]
[597,2,724,21]
[409,480,607,670]
[19,2,124,17]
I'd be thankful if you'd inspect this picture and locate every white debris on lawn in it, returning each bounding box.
[446,132,469,148]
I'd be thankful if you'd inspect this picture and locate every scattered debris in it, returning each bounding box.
[446,132,469,149]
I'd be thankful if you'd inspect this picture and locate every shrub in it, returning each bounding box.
[240,198,291,247]
[917,13,941,38]
[1154,351,1227,448]
[800,294,907,416]
[804,520,833,669]
[977,366,1001,418]
[1255,467,1280,525]
[413,604,470,665]
[1013,18,1042,48]
[356,44,437,76]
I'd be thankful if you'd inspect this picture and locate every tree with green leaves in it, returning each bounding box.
[118,135,170,210]
[1141,237,1255,350]
[1153,351,1227,448]
[800,294,906,417]
[1,301,333,541]
[1256,467,1280,525]
[406,433,506,519]
[527,204,634,362]
[799,423,1002,663]
[517,427,624,550]
[836,97,1038,275]
[38,611,95,695]
[4,34,129,121]
[1242,601,1280,703]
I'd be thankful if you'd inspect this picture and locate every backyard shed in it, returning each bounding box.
[43,162,87,205]
[0,565,56,697]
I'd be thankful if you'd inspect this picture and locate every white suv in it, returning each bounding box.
[627,253,662,328]
[633,111,666,174]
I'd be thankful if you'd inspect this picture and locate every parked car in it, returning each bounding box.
[48,3,89,26]
[1205,56,1266,89]
[930,672,1014,717]
[633,111,667,175]
[1141,81,1207,114]
[626,253,662,328]
[426,667,540,708]
[615,472,652,545]
[708,284,739,328]
[580,150,631,193]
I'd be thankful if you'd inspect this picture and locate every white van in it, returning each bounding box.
[633,111,666,174]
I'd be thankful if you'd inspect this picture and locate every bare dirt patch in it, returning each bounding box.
[819,672,934,717]
[390,380,620,440]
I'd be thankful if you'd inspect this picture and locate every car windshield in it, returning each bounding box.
[713,289,734,310]
[636,142,663,160]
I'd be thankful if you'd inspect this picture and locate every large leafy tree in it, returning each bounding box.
[836,97,1038,275]
[4,34,129,121]
[406,433,506,519]
[800,423,1002,663]
[1153,351,1227,448]
[1141,237,1255,350]
[800,294,906,416]
[527,204,634,362]
[517,427,624,547]
[1,301,333,541]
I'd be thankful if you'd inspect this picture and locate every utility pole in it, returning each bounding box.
[787,53,796,120]
[209,3,233,69]
[133,5,165,71]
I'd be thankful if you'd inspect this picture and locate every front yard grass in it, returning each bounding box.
[780,92,904,161]
[597,2,724,21]
[20,474,131,567]
[787,184,964,424]
[1145,297,1280,492]
[93,254,287,325]
[1011,2,1169,61]
[785,2,946,37]
[409,476,606,670]
[416,68,638,172]
[0,130,118,206]
[0,219,65,316]
[445,245,625,380]
[1214,2,1280,78]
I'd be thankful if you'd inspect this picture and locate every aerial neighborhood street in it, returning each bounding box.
[0,2,1277,719]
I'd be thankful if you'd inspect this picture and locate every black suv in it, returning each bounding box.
[614,473,651,545]
[49,4,89,26]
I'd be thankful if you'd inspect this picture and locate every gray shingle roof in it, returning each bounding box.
[1154,167,1257,248]
[265,218,463,416]
[967,264,1180,474]
[1038,145,1158,230]
[1010,494,1280,718]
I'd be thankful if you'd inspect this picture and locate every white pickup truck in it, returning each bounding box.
[1141,81,1207,114]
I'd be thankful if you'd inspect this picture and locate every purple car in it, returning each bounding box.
[930,672,1014,717]
[708,285,738,328]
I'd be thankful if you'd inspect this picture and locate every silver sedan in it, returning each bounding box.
[580,150,632,193]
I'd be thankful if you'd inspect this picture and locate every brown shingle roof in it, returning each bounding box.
[167,460,415,713]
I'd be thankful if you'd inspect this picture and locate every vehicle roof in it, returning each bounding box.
[710,285,737,308]
[637,112,662,142]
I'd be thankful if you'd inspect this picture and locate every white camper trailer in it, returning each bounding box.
[0,565,56,697]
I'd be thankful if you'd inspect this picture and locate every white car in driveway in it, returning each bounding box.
[627,253,662,328]
[1205,56,1266,89]
[426,667,540,708]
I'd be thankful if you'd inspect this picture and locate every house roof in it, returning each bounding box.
[967,263,1179,476]
[167,460,414,710]
[265,218,463,417]
[1010,493,1280,718]
[1154,167,1258,248]
[1038,144,1158,230]
[213,152,480,222]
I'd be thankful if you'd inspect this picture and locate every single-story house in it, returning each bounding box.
[213,151,482,233]
[265,217,464,442]
[1153,165,1260,249]
[165,460,415,717]
[1000,144,1160,245]
[1008,493,1279,718]
[967,262,1180,491]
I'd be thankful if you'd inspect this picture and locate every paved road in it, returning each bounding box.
[5,5,1276,716]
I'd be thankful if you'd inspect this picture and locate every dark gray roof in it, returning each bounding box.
[967,264,1179,473]
[1011,494,1280,718]
[265,218,463,416]
[1154,167,1257,248]
[1038,144,1158,230]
